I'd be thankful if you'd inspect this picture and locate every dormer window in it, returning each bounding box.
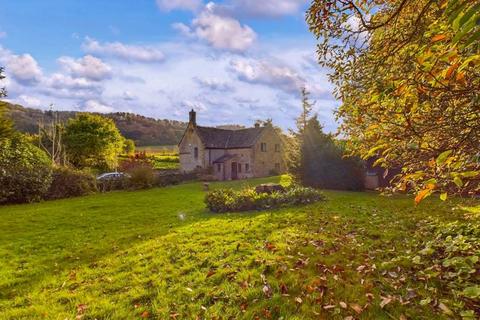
[194,147,199,159]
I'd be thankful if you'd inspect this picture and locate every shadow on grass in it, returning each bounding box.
[0,176,283,300]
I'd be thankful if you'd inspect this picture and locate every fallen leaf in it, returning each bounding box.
[350,303,363,314]
[339,301,347,309]
[323,305,336,310]
[263,285,272,298]
[295,297,303,304]
[240,302,248,312]
[356,265,366,272]
[279,282,288,294]
[262,308,272,318]
[399,315,407,320]
[76,304,88,319]
[240,280,249,289]
[206,270,216,278]
[438,302,453,316]
[141,311,150,318]
[265,242,276,252]
[432,34,447,42]
[380,297,392,308]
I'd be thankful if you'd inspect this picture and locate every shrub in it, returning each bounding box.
[119,157,156,189]
[205,186,325,213]
[97,176,130,192]
[46,167,97,200]
[0,135,53,204]
[129,165,156,189]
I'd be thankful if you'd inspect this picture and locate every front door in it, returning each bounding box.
[231,162,238,180]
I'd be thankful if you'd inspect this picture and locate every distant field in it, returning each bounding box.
[151,154,180,170]
[0,176,478,319]
[136,145,178,155]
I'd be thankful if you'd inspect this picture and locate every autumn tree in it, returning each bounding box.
[0,67,14,139]
[64,113,125,170]
[307,0,480,201]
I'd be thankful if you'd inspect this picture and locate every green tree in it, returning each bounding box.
[296,87,314,134]
[64,113,125,170]
[288,88,314,183]
[123,139,136,155]
[0,134,53,204]
[293,115,365,190]
[307,0,480,201]
[0,67,14,139]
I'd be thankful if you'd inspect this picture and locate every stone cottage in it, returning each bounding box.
[178,110,285,180]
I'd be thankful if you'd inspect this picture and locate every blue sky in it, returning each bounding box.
[0,0,338,131]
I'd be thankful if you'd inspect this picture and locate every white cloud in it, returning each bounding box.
[82,37,165,63]
[172,23,194,37]
[182,100,208,112]
[83,100,114,113]
[46,73,100,91]
[0,37,337,132]
[41,73,103,100]
[221,0,307,18]
[156,0,202,12]
[179,2,256,52]
[122,90,137,101]
[230,59,304,94]
[58,55,112,81]
[17,95,43,108]
[194,77,234,92]
[0,48,42,85]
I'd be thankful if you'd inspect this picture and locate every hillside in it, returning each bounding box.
[3,102,187,146]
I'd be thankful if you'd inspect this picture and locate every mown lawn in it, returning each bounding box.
[0,177,478,319]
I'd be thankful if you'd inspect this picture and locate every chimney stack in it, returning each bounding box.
[254,122,260,128]
[189,109,196,126]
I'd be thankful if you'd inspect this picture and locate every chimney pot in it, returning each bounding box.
[189,109,196,126]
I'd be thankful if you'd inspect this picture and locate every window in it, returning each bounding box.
[261,142,267,152]
[245,163,250,172]
[275,163,280,171]
[194,147,199,159]
[217,163,222,172]
[238,163,242,173]
[275,144,281,152]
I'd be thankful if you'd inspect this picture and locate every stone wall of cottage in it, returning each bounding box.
[211,148,255,180]
[178,125,206,172]
[252,127,286,177]
[179,124,285,179]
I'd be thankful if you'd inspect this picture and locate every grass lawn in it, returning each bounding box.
[0,177,478,319]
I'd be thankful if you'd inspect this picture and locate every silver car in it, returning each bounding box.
[96,172,130,181]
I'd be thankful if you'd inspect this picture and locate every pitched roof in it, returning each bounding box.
[196,126,265,149]
[212,154,238,163]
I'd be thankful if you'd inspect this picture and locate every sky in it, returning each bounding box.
[0,0,339,131]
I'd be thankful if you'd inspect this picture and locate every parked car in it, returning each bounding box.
[96,172,130,181]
